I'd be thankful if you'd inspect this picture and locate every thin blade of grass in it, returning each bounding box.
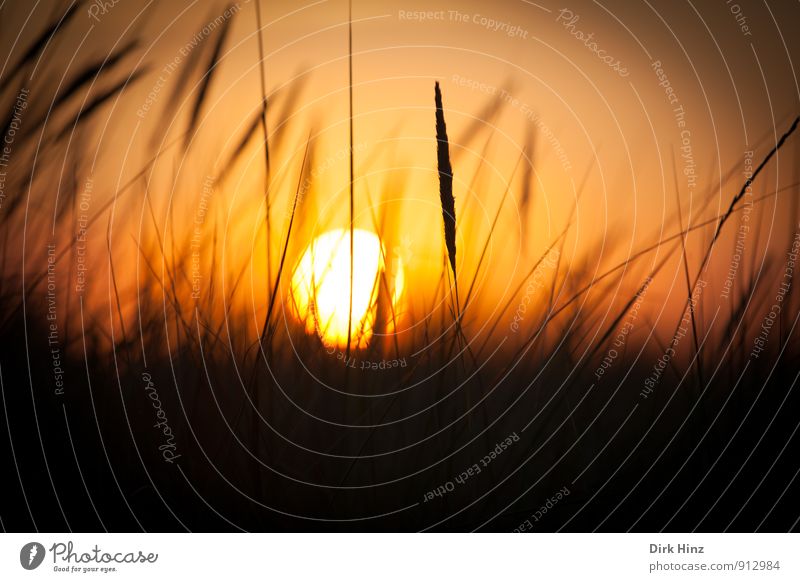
[462,149,526,313]
[435,81,457,288]
[0,2,81,92]
[345,0,355,361]
[183,5,235,150]
[53,68,150,142]
[260,133,313,345]
[714,116,799,243]
[518,129,535,250]
[671,148,704,389]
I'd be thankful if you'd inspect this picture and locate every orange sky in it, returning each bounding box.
[3,0,799,347]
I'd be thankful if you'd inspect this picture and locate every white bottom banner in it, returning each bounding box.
[0,533,797,581]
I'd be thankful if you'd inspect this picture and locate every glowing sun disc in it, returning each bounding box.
[290,228,404,349]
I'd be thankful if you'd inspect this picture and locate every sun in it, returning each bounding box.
[289,228,405,349]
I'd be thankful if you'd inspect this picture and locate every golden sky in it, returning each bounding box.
[3,0,799,345]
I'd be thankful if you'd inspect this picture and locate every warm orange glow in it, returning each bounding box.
[290,228,404,349]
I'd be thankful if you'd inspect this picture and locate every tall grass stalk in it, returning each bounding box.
[672,149,704,390]
[434,81,458,314]
[254,0,274,319]
[345,0,356,364]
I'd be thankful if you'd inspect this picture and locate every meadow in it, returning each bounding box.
[0,0,798,532]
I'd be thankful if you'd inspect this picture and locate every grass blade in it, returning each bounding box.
[183,5,235,150]
[435,81,457,302]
